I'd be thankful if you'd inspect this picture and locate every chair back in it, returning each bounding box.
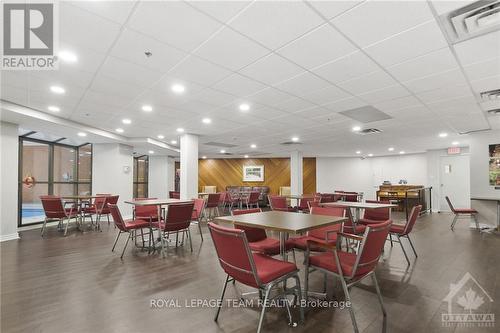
[363,200,390,221]
[208,222,260,288]
[308,201,320,209]
[206,193,221,208]
[309,206,345,240]
[169,191,180,199]
[402,205,422,235]
[134,197,158,219]
[93,196,108,214]
[102,195,119,214]
[268,195,287,210]
[344,192,359,202]
[40,196,66,218]
[108,204,128,232]
[298,197,313,210]
[232,208,266,242]
[320,193,335,203]
[218,192,227,204]
[351,220,392,278]
[445,196,456,213]
[163,203,195,232]
[310,206,345,217]
[248,191,260,204]
[192,198,206,220]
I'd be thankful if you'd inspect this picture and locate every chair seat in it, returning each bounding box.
[253,253,297,284]
[274,207,297,212]
[343,224,366,234]
[136,214,160,221]
[389,224,406,234]
[309,251,358,277]
[359,218,385,225]
[249,238,294,256]
[124,219,150,229]
[455,208,478,214]
[289,235,336,251]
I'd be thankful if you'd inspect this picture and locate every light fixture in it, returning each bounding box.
[202,156,207,159]
[291,137,299,142]
[220,149,226,154]
[439,132,448,138]
[171,84,185,94]
[239,103,250,112]
[202,118,212,124]
[368,153,373,157]
[58,50,78,63]
[388,147,394,151]
[50,86,65,94]
[77,132,87,137]
[47,106,60,112]
[352,126,361,132]
[115,128,124,133]
[356,151,361,154]
[176,128,184,133]
[148,150,154,154]
[142,105,153,112]
[399,151,405,154]
[157,135,165,139]
[122,118,132,124]
[250,144,257,149]
[244,155,249,158]
[452,141,459,145]
[171,140,177,145]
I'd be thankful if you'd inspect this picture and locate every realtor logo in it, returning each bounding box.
[1,1,58,70]
[442,272,495,328]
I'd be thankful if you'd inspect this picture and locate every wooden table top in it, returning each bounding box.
[322,201,397,209]
[124,198,194,206]
[216,211,346,233]
[62,195,102,200]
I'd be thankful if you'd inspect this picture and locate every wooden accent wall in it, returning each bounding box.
[198,157,316,195]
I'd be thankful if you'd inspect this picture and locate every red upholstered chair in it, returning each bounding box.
[108,204,150,259]
[344,192,360,202]
[98,195,119,226]
[225,191,241,211]
[359,200,391,225]
[232,209,295,260]
[169,191,180,199]
[208,222,303,333]
[191,198,206,241]
[342,208,367,235]
[153,202,195,256]
[218,191,227,214]
[297,197,314,213]
[82,195,108,230]
[320,193,336,203]
[40,195,79,236]
[445,196,479,231]
[268,195,297,212]
[205,193,221,219]
[388,205,422,266]
[243,191,260,209]
[305,220,391,333]
[132,197,161,247]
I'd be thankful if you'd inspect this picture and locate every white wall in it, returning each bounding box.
[92,143,133,216]
[0,122,20,241]
[149,155,174,198]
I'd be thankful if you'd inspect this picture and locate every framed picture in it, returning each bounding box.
[243,165,264,182]
[489,144,500,186]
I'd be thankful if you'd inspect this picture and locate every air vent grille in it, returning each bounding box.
[204,142,238,148]
[281,141,303,145]
[481,89,500,100]
[487,109,500,115]
[354,128,383,135]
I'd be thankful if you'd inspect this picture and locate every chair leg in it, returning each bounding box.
[340,276,359,333]
[214,275,230,321]
[41,218,48,236]
[121,232,131,259]
[64,217,70,236]
[371,272,387,317]
[323,272,327,293]
[473,214,480,230]
[291,249,296,264]
[451,214,458,230]
[188,229,193,252]
[389,233,393,247]
[257,285,272,333]
[397,235,410,266]
[197,219,204,241]
[406,235,418,257]
[112,231,122,252]
[293,274,305,323]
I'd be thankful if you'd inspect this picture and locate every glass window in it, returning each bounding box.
[53,146,76,182]
[133,156,148,198]
[53,183,76,197]
[78,144,92,183]
[21,184,48,225]
[22,141,49,182]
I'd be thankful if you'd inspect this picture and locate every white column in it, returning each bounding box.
[180,134,198,200]
[0,121,20,241]
[167,156,175,192]
[92,143,133,216]
[290,151,303,195]
[149,155,170,198]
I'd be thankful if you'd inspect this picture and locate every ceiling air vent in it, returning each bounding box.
[487,109,500,115]
[440,0,500,43]
[204,142,238,148]
[354,128,383,135]
[480,89,500,100]
[281,141,303,145]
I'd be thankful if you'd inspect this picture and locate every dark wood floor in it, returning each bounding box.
[2,211,499,333]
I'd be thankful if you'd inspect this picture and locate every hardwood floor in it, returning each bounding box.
[2,212,499,333]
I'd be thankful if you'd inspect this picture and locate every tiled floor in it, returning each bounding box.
[1,211,499,333]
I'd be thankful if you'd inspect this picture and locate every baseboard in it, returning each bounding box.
[0,233,20,242]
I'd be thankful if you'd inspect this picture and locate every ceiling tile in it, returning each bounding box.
[274,72,331,97]
[454,31,500,66]
[313,51,379,84]
[192,88,236,108]
[188,1,251,23]
[463,57,500,82]
[332,1,433,47]
[358,84,410,104]
[404,69,468,94]
[338,70,397,95]
[67,0,137,24]
[322,96,367,113]
[89,72,145,101]
[246,87,295,108]
[416,84,472,104]
[239,54,303,85]
[430,0,475,15]
[301,85,351,105]
[229,1,324,49]
[274,97,316,113]
[469,75,500,94]
[213,74,268,97]
[169,56,232,86]
[307,0,364,20]
[99,56,164,87]
[374,95,423,112]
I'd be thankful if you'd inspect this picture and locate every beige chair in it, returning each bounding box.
[202,186,217,194]
[279,186,291,206]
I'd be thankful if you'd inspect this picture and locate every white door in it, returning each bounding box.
[440,155,470,211]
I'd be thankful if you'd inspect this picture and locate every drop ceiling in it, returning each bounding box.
[1,0,499,158]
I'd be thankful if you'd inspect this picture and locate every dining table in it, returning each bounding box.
[471,197,500,232]
[62,194,105,232]
[321,201,397,222]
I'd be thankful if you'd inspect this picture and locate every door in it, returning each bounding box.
[440,155,470,211]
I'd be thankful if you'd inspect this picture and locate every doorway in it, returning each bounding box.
[439,154,470,212]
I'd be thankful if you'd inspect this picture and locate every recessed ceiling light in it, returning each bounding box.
[176,128,184,133]
[250,144,257,148]
[202,118,211,124]
[47,106,60,112]
[388,147,395,151]
[171,140,177,145]
[58,50,78,63]
[77,132,87,137]
[202,156,207,159]
[399,151,405,154]
[239,103,250,112]
[244,155,249,158]
[50,86,65,94]
[220,149,226,154]
[115,128,124,133]
[352,126,361,132]
[356,151,361,154]
[142,105,153,112]
[148,150,154,154]
[171,84,185,94]
[368,153,373,157]
[291,137,299,142]
[122,118,132,124]
[452,141,459,145]
[157,134,164,139]
[439,132,448,138]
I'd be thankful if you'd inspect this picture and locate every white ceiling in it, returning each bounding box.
[1,0,499,158]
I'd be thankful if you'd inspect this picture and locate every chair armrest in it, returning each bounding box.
[325,230,339,241]
[306,238,336,250]
[337,232,363,241]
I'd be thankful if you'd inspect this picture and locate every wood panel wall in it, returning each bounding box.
[198,158,316,195]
